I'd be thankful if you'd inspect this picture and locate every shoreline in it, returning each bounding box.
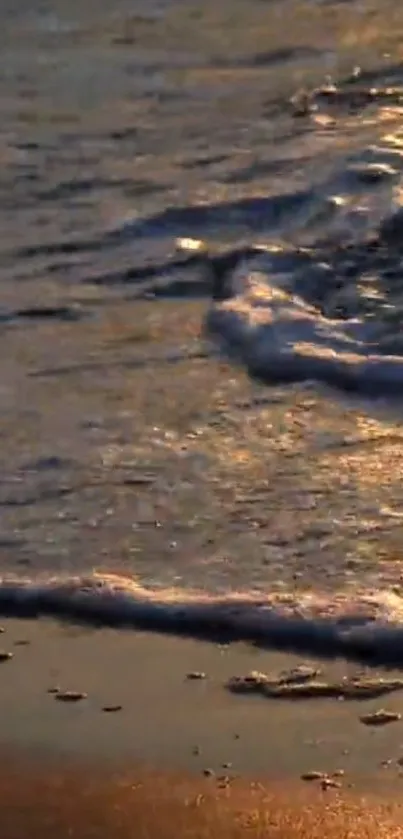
[3,571,403,668]
[2,617,403,791]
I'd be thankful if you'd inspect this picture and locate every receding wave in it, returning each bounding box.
[2,573,403,665]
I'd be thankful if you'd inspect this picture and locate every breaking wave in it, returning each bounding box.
[204,222,403,397]
[205,263,403,397]
[3,572,403,666]
[198,98,403,397]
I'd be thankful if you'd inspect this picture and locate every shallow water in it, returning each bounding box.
[3,0,403,661]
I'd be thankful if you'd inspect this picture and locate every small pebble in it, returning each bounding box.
[360,710,401,726]
[54,690,87,702]
[192,746,200,756]
[0,651,13,662]
[321,778,342,791]
[301,771,326,782]
[186,672,206,681]
[222,762,232,769]
[102,705,122,713]
[203,769,214,778]
[14,640,30,646]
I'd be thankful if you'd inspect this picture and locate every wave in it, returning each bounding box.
[2,572,403,666]
[203,232,403,397]
[182,88,403,397]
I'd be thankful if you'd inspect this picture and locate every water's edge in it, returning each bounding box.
[3,573,403,666]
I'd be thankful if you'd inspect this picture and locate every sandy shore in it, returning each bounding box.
[2,621,403,839]
[3,280,403,836]
[2,617,403,791]
[2,754,403,839]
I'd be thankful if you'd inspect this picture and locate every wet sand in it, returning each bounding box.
[2,620,403,837]
[2,618,403,789]
[4,2,403,836]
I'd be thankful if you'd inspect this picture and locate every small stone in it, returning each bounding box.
[0,628,5,633]
[280,665,321,684]
[332,769,345,777]
[186,672,207,681]
[14,640,30,646]
[321,778,342,791]
[102,705,122,713]
[54,690,87,702]
[47,687,60,694]
[203,769,214,778]
[313,113,336,129]
[301,771,326,782]
[360,709,401,726]
[192,746,200,756]
[227,671,269,693]
[222,762,232,769]
[0,651,13,662]
[227,671,403,700]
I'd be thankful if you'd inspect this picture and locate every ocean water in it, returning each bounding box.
[3,0,403,664]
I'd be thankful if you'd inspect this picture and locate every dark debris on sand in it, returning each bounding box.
[226,668,403,701]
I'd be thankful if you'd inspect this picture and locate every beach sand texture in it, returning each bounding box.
[3,1,403,835]
[2,758,403,839]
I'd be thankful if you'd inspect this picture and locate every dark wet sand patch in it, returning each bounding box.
[3,619,403,793]
[226,668,403,700]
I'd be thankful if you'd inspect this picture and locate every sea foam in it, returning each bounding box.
[1,572,403,665]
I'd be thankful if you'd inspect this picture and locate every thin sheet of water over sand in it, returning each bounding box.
[3,300,403,664]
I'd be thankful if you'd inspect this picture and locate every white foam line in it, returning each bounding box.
[1,573,403,665]
[206,266,403,396]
